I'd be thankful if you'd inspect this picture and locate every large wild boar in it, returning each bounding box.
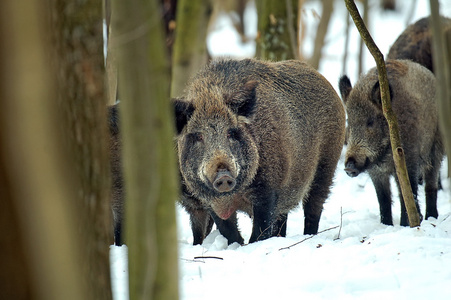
[387,16,451,73]
[108,104,124,246]
[174,58,346,245]
[339,59,443,226]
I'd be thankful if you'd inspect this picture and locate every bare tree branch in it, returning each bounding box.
[279,226,339,251]
[345,0,420,227]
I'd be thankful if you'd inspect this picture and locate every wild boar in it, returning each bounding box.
[339,59,443,226]
[388,16,451,190]
[387,16,451,73]
[108,104,124,246]
[174,58,346,245]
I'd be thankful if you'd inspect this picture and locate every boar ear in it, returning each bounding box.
[173,98,194,134]
[371,81,393,107]
[338,75,352,103]
[230,80,258,118]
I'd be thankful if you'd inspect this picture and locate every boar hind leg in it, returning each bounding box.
[370,173,393,225]
[424,161,441,220]
[424,172,439,220]
[210,211,244,245]
[303,164,336,235]
[189,208,214,245]
[303,196,325,235]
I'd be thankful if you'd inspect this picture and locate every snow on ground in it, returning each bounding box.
[111,1,451,299]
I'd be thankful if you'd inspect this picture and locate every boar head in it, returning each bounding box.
[173,80,260,220]
[339,75,392,177]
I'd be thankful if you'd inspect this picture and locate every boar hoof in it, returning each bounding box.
[213,171,236,193]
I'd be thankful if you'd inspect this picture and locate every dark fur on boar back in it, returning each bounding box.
[339,60,444,226]
[175,58,346,245]
[387,16,451,73]
[109,104,124,246]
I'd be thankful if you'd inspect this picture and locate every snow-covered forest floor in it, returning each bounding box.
[111,1,451,299]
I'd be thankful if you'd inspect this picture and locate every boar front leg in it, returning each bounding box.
[249,184,277,243]
[369,172,393,226]
[210,211,244,245]
[273,213,288,237]
[188,208,214,245]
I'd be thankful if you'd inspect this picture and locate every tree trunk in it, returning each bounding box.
[48,0,113,299]
[342,11,351,75]
[111,0,180,299]
[358,0,369,76]
[256,0,299,61]
[298,0,307,61]
[0,1,89,299]
[170,0,212,97]
[430,0,451,178]
[309,0,334,69]
[345,0,421,227]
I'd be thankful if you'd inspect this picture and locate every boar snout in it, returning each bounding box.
[213,168,236,193]
[344,157,360,177]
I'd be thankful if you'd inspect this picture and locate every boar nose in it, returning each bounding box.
[344,157,360,178]
[213,169,236,193]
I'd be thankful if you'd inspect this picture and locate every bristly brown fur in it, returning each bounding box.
[342,59,443,227]
[175,58,346,245]
[387,16,451,73]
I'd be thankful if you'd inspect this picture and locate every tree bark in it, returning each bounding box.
[111,0,180,299]
[358,0,369,76]
[170,0,212,97]
[0,1,89,299]
[48,0,113,299]
[342,11,351,75]
[345,0,421,227]
[256,0,299,61]
[309,0,334,69]
[430,0,451,178]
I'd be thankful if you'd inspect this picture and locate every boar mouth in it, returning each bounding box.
[344,157,371,177]
[211,195,241,220]
[216,206,236,220]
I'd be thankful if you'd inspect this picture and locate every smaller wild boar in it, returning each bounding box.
[108,104,124,246]
[339,59,444,226]
[387,16,451,73]
[175,58,346,245]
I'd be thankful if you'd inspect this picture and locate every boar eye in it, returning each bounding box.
[188,132,203,143]
[195,132,203,142]
[227,128,240,140]
[367,118,374,128]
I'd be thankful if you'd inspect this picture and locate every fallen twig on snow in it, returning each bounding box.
[279,225,339,251]
[193,256,224,261]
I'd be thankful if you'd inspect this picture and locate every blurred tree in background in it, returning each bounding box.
[0,0,112,299]
[256,0,299,60]
[48,0,113,298]
[170,0,213,97]
[111,0,179,299]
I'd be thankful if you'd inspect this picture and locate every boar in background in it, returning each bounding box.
[339,60,443,226]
